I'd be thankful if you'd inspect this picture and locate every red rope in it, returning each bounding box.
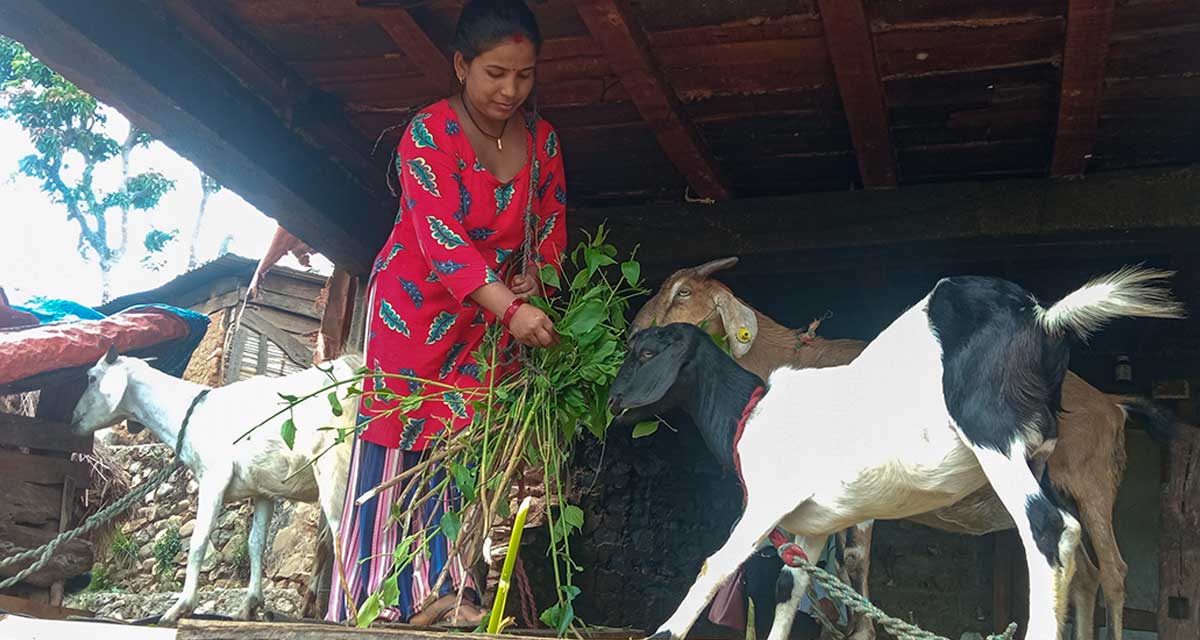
[514,553,539,629]
[731,385,766,505]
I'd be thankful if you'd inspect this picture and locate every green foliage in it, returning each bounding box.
[230,534,251,580]
[84,563,120,593]
[153,527,182,580]
[0,36,177,300]
[108,530,140,570]
[256,226,647,634]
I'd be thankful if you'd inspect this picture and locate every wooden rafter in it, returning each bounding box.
[160,0,377,180]
[574,0,730,200]
[816,0,897,189]
[1051,0,1117,177]
[366,7,456,97]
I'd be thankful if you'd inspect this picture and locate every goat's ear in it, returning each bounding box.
[713,290,757,358]
[104,344,119,365]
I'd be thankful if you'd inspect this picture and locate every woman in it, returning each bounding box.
[328,0,566,625]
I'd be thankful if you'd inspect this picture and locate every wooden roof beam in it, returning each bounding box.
[816,0,898,189]
[574,166,1200,270]
[364,6,456,97]
[574,0,730,201]
[159,0,378,180]
[1051,0,1117,177]
[0,1,386,273]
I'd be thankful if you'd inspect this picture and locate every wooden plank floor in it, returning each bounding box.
[176,620,644,640]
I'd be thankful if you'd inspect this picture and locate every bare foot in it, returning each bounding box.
[410,594,485,629]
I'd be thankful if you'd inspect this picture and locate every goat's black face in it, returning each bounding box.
[609,324,703,425]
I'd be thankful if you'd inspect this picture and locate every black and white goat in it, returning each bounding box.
[608,268,1182,640]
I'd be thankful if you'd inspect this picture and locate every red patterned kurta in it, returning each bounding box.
[360,99,566,450]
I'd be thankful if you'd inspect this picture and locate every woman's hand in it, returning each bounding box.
[511,272,538,299]
[508,303,559,348]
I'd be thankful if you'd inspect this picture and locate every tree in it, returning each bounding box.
[0,36,175,302]
[188,172,222,270]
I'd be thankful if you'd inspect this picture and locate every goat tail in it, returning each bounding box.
[1036,266,1185,340]
[1115,395,1180,447]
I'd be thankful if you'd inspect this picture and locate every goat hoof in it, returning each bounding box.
[646,630,675,640]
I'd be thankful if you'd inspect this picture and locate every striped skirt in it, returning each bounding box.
[326,435,474,623]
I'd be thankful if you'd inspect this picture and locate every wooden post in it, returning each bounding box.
[1158,426,1200,639]
[315,268,357,365]
[49,475,76,606]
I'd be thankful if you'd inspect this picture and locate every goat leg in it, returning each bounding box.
[238,497,275,620]
[765,535,831,640]
[161,473,229,626]
[970,445,1081,640]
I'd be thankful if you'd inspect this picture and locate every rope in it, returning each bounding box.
[788,555,1018,640]
[513,553,538,629]
[0,459,180,590]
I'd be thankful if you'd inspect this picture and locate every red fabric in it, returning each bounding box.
[360,100,567,450]
[0,308,189,386]
[0,288,39,330]
[732,385,766,505]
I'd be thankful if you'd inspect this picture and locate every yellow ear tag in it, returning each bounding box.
[736,327,752,343]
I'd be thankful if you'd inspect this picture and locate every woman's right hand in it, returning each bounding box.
[508,303,559,348]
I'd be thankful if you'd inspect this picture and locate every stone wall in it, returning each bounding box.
[66,442,319,620]
[182,307,230,387]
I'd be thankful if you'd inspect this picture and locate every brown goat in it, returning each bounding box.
[632,257,1166,640]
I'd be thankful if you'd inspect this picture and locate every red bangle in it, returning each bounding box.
[502,298,525,326]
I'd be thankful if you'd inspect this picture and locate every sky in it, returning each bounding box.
[1,105,332,307]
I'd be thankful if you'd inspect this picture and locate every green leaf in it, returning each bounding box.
[538,264,561,289]
[621,260,641,287]
[278,393,299,403]
[381,574,400,607]
[393,532,419,568]
[570,268,592,292]
[496,498,512,519]
[327,391,344,416]
[440,511,462,542]
[583,247,617,276]
[563,504,584,530]
[632,421,659,438]
[356,592,382,628]
[280,418,296,450]
[557,602,575,635]
[561,299,606,337]
[449,462,477,502]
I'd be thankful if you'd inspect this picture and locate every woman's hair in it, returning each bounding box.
[451,0,543,60]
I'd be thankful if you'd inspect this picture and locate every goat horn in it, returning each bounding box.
[693,256,739,277]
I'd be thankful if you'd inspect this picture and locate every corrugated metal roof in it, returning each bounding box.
[96,254,326,315]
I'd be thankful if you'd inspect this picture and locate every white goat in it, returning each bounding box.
[608,268,1182,640]
[71,346,359,625]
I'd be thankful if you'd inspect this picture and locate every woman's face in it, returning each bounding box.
[456,36,537,122]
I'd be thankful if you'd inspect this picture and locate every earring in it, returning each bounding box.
[458,75,465,85]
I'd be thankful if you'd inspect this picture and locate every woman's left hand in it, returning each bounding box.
[511,272,538,299]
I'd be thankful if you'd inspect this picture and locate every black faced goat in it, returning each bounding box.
[608,268,1183,640]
